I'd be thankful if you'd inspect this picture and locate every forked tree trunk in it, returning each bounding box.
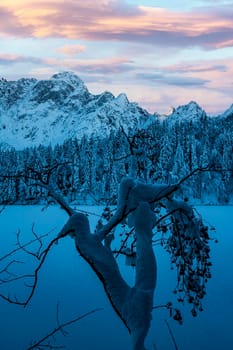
[59,201,157,350]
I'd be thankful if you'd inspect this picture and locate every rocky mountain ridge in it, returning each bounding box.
[0,72,231,149]
[0,72,153,149]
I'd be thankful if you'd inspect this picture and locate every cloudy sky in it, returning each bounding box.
[0,0,232,114]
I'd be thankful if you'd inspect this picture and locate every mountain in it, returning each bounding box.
[218,103,233,122]
[164,101,208,123]
[0,72,153,149]
[0,76,232,205]
[0,72,231,150]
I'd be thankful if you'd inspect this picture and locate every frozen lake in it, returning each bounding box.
[0,205,232,350]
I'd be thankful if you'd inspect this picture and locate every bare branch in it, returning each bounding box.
[152,302,182,325]
[16,229,41,260]
[26,308,103,350]
[35,183,75,217]
[0,233,49,263]
[0,234,61,306]
[164,320,180,350]
[176,166,209,187]
[114,227,134,258]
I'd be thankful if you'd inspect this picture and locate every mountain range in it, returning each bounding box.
[0,71,232,150]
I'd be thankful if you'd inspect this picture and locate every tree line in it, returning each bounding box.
[0,113,232,204]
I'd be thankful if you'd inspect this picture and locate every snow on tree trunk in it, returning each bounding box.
[126,202,157,350]
[59,211,155,349]
[58,178,169,349]
[57,177,210,349]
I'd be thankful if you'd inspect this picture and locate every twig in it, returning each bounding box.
[0,234,61,306]
[0,233,50,263]
[114,227,134,258]
[26,308,103,350]
[164,320,179,350]
[36,183,75,217]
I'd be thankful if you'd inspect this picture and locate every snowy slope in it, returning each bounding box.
[165,100,208,123]
[0,72,232,150]
[0,72,152,149]
[218,103,233,120]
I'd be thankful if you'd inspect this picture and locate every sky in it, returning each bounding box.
[0,0,232,115]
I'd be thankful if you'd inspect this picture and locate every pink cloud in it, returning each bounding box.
[133,57,233,114]
[156,62,229,74]
[0,53,44,65]
[0,50,134,74]
[57,44,86,56]
[43,56,135,74]
[1,1,232,49]
[135,58,233,90]
[0,6,33,37]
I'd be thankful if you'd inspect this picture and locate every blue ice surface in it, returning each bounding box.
[0,205,232,350]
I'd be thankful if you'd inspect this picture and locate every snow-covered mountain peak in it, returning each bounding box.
[94,91,115,107]
[115,93,129,107]
[167,100,207,122]
[0,73,232,150]
[51,71,86,90]
[0,77,37,106]
[221,103,233,120]
[27,72,91,108]
[0,73,152,149]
